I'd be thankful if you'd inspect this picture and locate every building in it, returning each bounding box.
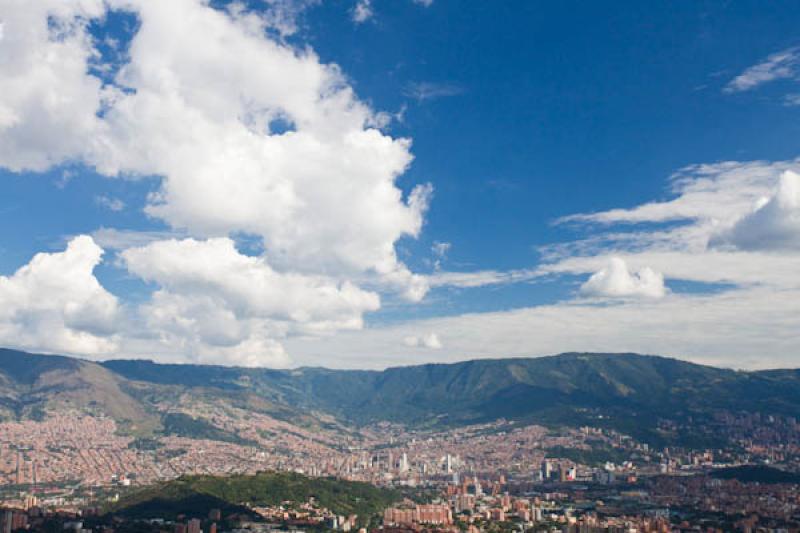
[384,504,452,526]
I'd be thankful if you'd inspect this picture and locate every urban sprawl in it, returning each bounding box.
[1,407,799,532]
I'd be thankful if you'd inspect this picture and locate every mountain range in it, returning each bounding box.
[1,348,799,446]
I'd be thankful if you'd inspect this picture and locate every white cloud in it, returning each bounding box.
[96,1,427,289]
[725,46,800,93]
[259,0,321,38]
[4,1,800,371]
[579,257,666,299]
[403,332,442,349]
[431,240,450,270]
[432,241,451,258]
[90,227,184,250]
[0,236,119,355]
[351,0,433,23]
[0,0,434,365]
[352,0,373,23]
[712,170,800,251]
[427,268,541,289]
[1,0,429,289]
[404,81,464,102]
[286,285,800,370]
[784,93,800,106]
[121,238,380,367]
[545,161,800,291]
[557,160,799,230]
[95,195,125,212]
[284,159,800,371]
[0,0,106,171]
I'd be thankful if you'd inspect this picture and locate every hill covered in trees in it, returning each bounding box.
[2,348,800,446]
[107,471,400,523]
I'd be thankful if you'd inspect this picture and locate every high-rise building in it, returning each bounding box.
[399,453,409,473]
[384,504,452,526]
[187,518,201,533]
[3,510,13,533]
[15,453,23,485]
[540,460,552,481]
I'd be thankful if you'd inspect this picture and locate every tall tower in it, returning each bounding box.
[15,453,23,485]
[540,460,552,481]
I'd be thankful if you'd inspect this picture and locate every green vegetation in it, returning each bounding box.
[710,465,800,484]
[108,471,400,523]
[3,348,800,449]
[161,412,258,447]
[127,437,162,451]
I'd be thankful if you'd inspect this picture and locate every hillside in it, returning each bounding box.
[0,348,158,432]
[711,465,800,485]
[1,348,800,446]
[107,471,400,522]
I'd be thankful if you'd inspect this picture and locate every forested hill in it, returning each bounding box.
[2,348,800,445]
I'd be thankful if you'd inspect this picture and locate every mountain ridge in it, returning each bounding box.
[2,348,800,446]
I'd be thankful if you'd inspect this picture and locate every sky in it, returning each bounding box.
[1,0,799,370]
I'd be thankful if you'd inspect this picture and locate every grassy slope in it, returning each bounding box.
[108,471,400,522]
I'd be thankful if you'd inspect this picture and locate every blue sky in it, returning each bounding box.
[1,0,800,369]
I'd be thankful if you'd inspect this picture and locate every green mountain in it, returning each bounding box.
[2,348,800,446]
[108,471,399,522]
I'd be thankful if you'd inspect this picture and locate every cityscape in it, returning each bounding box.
[1,364,799,532]
[2,0,800,531]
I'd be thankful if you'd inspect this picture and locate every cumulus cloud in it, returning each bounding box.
[545,161,800,291]
[403,333,442,349]
[285,158,800,369]
[0,0,434,365]
[0,236,119,355]
[712,170,800,251]
[96,1,427,287]
[0,1,431,285]
[281,159,800,370]
[121,238,380,367]
[0,0,106,171]
[580,257,666,299]
[557,160,799,231]
[724,46,800,93]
